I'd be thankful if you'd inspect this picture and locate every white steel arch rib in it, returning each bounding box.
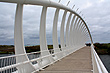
[66,13,72,48]
[14,4,36,73]
[40,6,54,67]
[0,0,108,73]
[69,15,76,50]
[60,10,67,48]
[52,8,62,60]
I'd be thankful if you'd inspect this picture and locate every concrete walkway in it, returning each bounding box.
[39,46,93,73]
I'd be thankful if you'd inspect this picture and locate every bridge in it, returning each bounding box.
[0,0,108,73]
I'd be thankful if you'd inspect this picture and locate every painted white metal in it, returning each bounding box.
[66,13,72,47]
[40,6,48,57]
[65,13,72,54]
[77,20,84,48]
[91,44,108,73]
[53,8,60,52]
[60,10,67,52]
[39,6,54,67]
[52,8,62,60]
[69,15,76,47]
[74,18,82,49]
[75,21,82,47]
[14,4,35,73]
[77,21,85,47]
[0,0,108,73]
[72,16,79,48]
[74,19,81,47]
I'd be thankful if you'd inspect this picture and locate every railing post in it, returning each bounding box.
[69,15,76,52]
[1,1,109,73]
[65,13,72,54]
[79,23,88,47]
[60,10,67,56]
[76,21,83,48]
[81,25,89,45]
[14,4,35,73]
[72,16,78,50]
[52,8,62,60]
[66,13,72,46]
[74,19,81,48]
[39,6,54,67]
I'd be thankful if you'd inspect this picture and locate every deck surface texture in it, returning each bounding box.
[39,46,93,73]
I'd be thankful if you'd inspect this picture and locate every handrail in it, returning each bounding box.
[0,46,80,72]
[0,0,107,73]
[91,44,108,73]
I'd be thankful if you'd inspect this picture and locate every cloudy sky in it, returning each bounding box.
[0,0,110,45]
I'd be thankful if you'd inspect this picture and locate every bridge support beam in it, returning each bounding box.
[40,6,54,67]
[1,0,109,73]
[72,16,79,49]
[60,10,67,56]
[14,4,35,73]
[52,8,63,60]
[69,15,76,53]
[75,19,82,49]
[65,13,72,55]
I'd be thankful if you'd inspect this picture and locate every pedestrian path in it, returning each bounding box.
[39,46,93,73]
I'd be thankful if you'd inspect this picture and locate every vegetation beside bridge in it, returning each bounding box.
[0,43,110,55]
[87,43,110,55]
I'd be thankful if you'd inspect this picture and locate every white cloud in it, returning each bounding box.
[0,0,110,44]
[98,0,105,3]
[81,2,92,9]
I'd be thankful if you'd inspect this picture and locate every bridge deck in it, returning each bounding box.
[39,46,93,73]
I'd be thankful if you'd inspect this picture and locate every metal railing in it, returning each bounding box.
[0,0,108,73]
[0,46,81,73]
[91,44,108,73]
